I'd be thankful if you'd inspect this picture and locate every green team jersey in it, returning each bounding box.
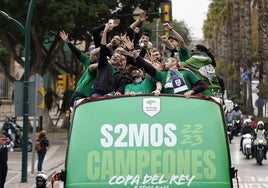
[75,53,96,97]
[124,76,156,94]
[180,54,222,98]
[154,69,205,95]
[164,48,190,63]
[178,48,191,62]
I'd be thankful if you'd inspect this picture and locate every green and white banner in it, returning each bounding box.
[66,96,233,188]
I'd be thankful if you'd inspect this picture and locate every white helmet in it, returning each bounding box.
[36,172,48,186]
[257,120,264,126]
[245,119,252,125]
[257,120,264,129]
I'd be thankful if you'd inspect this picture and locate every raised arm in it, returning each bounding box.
[101,23,112,45]
[164,23,187,50]
[93,19,120,48]
[59,31,82,60]
[129,11,148,30]
[122,35,157,78]
[98,23,113,68]
[126,11,147,46]
[158,34,174,50]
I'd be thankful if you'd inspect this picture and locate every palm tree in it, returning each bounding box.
[239,0,253,114]
[253,0,268,116]
[204,0,241,95]
[231,0,242,98]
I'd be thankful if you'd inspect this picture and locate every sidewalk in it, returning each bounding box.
[5,130,68,188]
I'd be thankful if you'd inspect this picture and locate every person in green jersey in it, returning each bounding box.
[158,22,190,62]
[122,35,209,98]
[124,65,162,96]
[179,44,223,98]
[59,31,97,107]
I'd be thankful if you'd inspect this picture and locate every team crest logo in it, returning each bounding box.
[143,97,161,117]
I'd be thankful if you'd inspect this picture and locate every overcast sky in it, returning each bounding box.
[171,0,211,39]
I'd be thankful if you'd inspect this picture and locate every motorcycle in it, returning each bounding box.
[2,122,33,152]
[226,122,234,143]
[232,119,241,136]
[242,133,253,159]
[254,133,267,165]
[14,127,33,152]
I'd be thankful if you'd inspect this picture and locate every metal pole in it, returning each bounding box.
[31,74,38,174]
[21,0,35,182]
[0,11,25,34]
[116,12,162,17]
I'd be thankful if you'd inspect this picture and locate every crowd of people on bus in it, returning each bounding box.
[58,11,224,108]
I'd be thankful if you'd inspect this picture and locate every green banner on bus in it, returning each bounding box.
[66,96,233,188]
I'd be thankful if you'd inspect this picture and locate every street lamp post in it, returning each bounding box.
[0,11,25,34]
[0,0,35,182]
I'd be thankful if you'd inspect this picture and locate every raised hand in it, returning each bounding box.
[59,31,69,43]
[104,22,113,32]
[121,33,134,50]
[112,19,120,27]
[138,11,148,22]
[163,22,172,30]
[158,34,168,42]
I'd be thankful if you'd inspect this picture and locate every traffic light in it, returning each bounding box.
[37,87,45,109]
[58,74,67,91]
[161,1,172,23]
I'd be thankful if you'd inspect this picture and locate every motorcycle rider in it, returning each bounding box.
[10,115,22,144]
[35,171,48,188]
[230,104,242,135]
[1,116,16,143]
[253,121,268,160]
[10,115,20,128]
[231,104,242,120]
[240,119,254,151]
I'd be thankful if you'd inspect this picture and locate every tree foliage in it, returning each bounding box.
[0,0,163,83]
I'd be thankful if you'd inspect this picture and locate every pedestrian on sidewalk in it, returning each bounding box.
[36,130,49,172]
[0,134,14,188]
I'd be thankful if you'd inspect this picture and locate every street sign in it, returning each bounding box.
[255,98,265,108]
[14,74,44,117]
[14,81,35,116]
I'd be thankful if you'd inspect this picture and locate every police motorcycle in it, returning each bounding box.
[242,133,253,159]
[240,119,254,159]
[232,118,241,136]
[4,115,33,152]
[230,104,242,136]
[253,121,267,166]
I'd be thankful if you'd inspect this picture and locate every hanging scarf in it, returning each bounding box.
[198,64,216,84]
[164,70,188,93]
